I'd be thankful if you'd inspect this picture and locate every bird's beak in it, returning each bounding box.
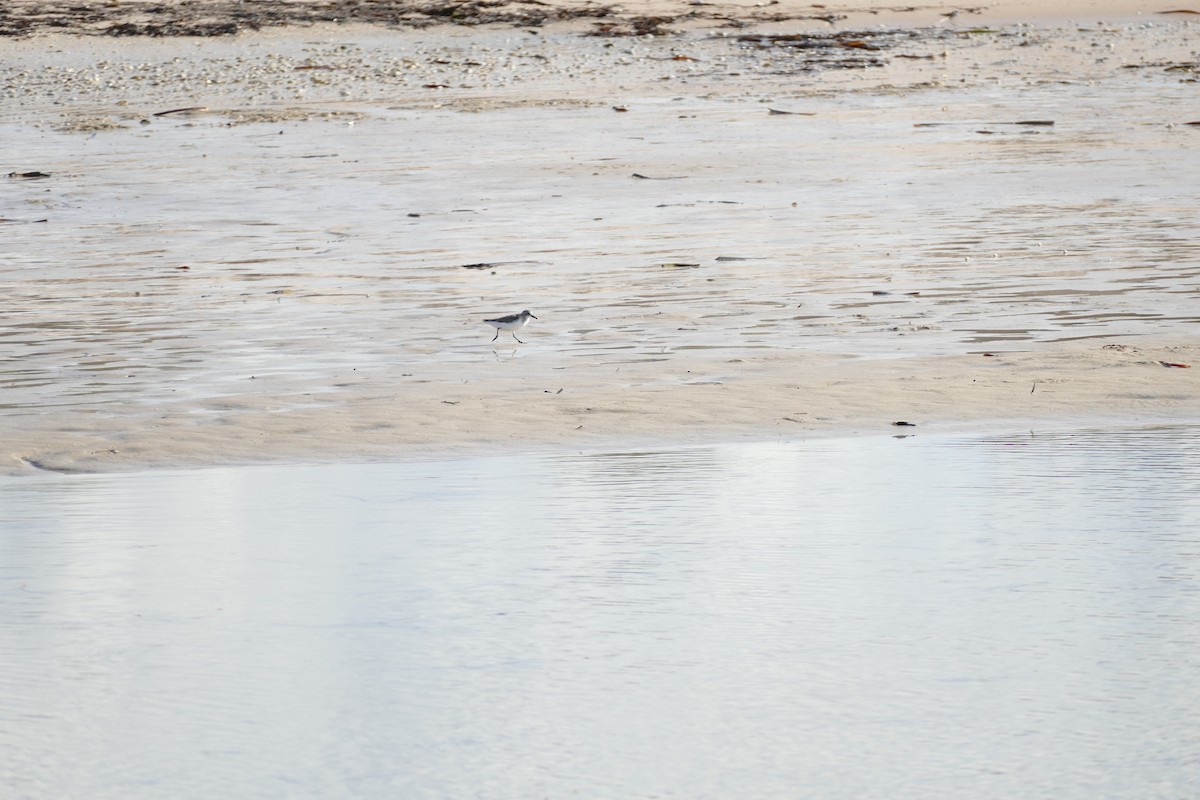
[530,313,538,319]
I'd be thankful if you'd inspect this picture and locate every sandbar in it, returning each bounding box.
[2,0,1198,474]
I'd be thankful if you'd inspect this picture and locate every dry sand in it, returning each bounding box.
[2,0,1199,474]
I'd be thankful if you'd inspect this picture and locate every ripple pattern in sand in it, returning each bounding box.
[3,78,1198,414]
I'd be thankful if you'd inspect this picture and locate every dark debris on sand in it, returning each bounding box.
[735,28,957,70]
[0,0,950,38]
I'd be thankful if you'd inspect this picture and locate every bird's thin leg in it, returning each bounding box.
[492,329,499,342]
[513,333,524,344]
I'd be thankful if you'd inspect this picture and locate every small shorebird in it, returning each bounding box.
[484,309,537,343]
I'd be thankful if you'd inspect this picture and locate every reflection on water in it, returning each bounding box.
[3,426,1200,799]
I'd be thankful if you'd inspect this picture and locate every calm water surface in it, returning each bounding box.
[3,427,1200,799]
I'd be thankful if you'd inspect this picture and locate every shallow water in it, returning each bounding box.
[3,426,1200,799]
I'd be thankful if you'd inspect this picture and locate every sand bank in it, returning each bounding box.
[2,3,1198,474]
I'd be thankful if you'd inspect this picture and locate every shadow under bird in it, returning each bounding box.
[484,310,537,343]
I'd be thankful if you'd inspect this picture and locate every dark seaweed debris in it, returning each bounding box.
[0,0,620,37]
[0,0,976,38]
[736,28,950,70]
[586,15,679,37]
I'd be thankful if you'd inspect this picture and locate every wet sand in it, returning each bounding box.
[2,2,1199,474]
